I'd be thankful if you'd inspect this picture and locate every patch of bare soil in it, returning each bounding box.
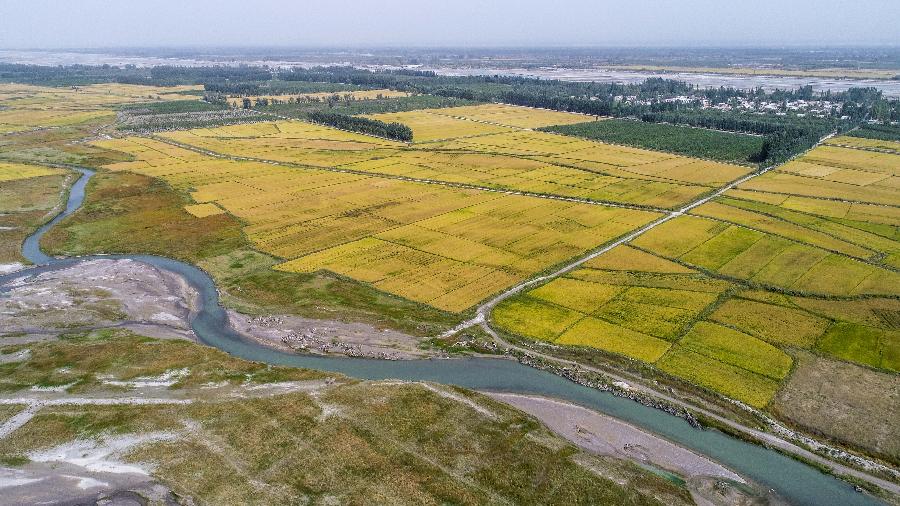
[484,392,787,506]
[773,350,900,461]
[0,259,197,340]
[228,311,435,359]
[484,392,744,482]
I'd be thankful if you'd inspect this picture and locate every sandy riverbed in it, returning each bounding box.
[1,258,435,359]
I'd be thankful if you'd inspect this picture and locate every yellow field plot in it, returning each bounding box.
[710,196,900,264]
[560,143,673,168]
[780,161,891,186]
[722,189,789,205]
[567,269,730,294]
[656,347,779,408]
[846,202,900,227]
[75,83,202,101]
[632,216,726,258]
[792,254,900,296]
[0,83,200,111]
[271,193,658,311]
[169,120,400,146]
[623,158,751,186]
[184,203,225,218]
[428,270,524,312]
[679,322,792,380]
[584,245,695,273]
[800,145,900,175]
[499,267,724,342]
[557,317,671,362]
[709,298,830,347]
[365,110,516,142]
[0,161,64,182]
[529,277,623,314]
[275,237,509,312]
[737,171,898,206]
[429,103,595,129]
[0,109,114,128]
[449,130,594,156]
[493,296,586,341]
[826,135,900,153]
[0,123,33,133]
[225,89,408,108]
[692,200,875,259]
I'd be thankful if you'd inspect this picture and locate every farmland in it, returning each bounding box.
[158,104,754,209]
[492,135,900,464]
[225,88,409,108]
[82,103,778,312]
[89,135,660,312]
[543,119,767,165]
[3,73,900,499]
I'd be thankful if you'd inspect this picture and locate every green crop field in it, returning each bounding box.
[543,119,766,165]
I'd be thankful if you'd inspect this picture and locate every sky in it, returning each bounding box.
[1,0,898,48]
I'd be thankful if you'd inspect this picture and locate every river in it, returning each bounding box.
[1,167,888,506]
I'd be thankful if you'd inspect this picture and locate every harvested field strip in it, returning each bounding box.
[225,89,409,108]
[798,145,900,175]
[364,110,516,142]
[426,103,594,129]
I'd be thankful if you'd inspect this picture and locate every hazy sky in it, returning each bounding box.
[1,0,898,48]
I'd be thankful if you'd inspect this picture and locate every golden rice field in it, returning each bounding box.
[93,136,660,312]
[0,83,202,132]
[365,109,518,141]
[737,143,899,205]
[0,161,65,182]
[225,89,409,108]
[159,104,753,209]
[391,103,596,129]
[825,135,900,154]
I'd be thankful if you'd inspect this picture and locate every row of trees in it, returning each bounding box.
[306,111,413,142]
